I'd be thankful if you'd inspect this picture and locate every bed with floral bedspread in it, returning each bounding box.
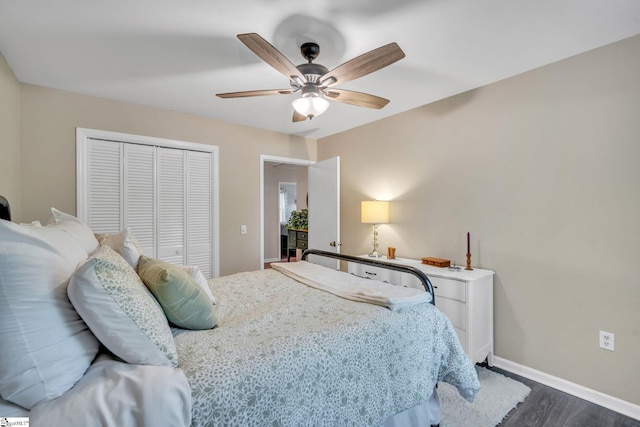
[174,267,480,427]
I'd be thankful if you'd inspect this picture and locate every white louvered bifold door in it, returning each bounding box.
[186,151,213,278]
[87,139,122,234]
[78,129,217,277]
[123,143,156,257]
[157,147,185,265]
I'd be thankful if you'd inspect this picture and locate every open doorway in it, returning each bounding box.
[260,155,313,268]
[260,155,340,270]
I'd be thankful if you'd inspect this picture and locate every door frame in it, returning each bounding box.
[260,155,314,269]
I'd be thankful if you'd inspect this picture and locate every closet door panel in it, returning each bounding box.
[78,129,217,277]
[124,143,156,257]
[186,151,213,278]
[157,147,185,265]
[87,139,122,234]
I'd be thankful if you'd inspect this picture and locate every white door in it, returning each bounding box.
[307,157,340,269]
[157,147,185,266]
[186,151,215,278]
[123,143,156,257]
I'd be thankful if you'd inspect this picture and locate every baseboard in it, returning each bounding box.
[264,257,280,263]
[493,356,640,421]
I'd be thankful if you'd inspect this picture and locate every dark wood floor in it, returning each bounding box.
[487,366,640,427]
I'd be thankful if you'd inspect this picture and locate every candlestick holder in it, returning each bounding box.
[465,253,473,271]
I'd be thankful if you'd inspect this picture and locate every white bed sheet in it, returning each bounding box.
[271,260,431,309]
[383,390,441,426]
[10,353,192,427]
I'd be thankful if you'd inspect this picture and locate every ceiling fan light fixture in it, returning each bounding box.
[292,94,329,119]
[218,33,406,122]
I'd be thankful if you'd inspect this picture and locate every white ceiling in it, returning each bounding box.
[1,0,640,139]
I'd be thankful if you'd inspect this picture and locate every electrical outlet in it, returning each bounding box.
[240,225,247,235]
[599,331,615,351]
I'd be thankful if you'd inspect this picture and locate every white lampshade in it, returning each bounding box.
[361,201,389,224]
[292,95,330,119]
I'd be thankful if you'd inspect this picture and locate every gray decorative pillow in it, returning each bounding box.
[138,256,217,330]
[68,246,178,367]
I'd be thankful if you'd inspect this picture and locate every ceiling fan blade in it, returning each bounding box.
[292,110,308,122]
[237,33,305,82]
[326,89,390,109]
[216,89,294,98]
[320,42,405,86]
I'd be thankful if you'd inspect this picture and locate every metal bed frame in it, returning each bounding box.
[301,249,435,305]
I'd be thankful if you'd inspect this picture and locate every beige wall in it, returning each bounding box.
[19,84,316,275]
[0,54,21,220]
[318,34,640,405]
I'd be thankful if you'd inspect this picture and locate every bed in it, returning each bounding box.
[0,214,480,426]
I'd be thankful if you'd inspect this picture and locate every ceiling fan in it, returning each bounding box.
[216,33,405,122]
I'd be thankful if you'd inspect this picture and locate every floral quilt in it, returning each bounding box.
[173,268,480,427]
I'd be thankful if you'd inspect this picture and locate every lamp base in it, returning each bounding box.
[367,223,383,258]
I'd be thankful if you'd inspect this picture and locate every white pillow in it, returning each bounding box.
[98,228,142,268]
[68,245,178,367]
[47,207,100,255]
[0,220,101,409]
[48,207,82,224]
[181,265,216,304]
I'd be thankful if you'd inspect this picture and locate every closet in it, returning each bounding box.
[76,128,219,278]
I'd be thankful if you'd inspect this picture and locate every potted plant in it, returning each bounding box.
[286,209,308,230]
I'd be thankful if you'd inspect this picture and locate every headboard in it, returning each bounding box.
[301,249,435,305]
[0,196,10,221]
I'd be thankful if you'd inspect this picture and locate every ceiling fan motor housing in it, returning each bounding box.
[296,63,329,84]
[300,42,320,61]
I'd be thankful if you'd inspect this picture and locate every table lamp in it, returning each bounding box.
[361,200,389,257]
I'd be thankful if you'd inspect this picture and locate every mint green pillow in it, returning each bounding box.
[137,256,217,330]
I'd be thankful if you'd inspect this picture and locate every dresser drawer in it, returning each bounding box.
[348,262,400,284]
[297,239,308,250]
[430,277,466,302]
[399,272,424,290]
[435,297,466,330]
[296,231,308,241]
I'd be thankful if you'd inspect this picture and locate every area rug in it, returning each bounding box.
[438,366,531,427]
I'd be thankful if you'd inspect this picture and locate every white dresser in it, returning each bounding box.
[347,256,494,365]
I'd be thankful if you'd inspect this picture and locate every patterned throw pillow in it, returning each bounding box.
[68,246,178,367]
[138,256,217,330]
